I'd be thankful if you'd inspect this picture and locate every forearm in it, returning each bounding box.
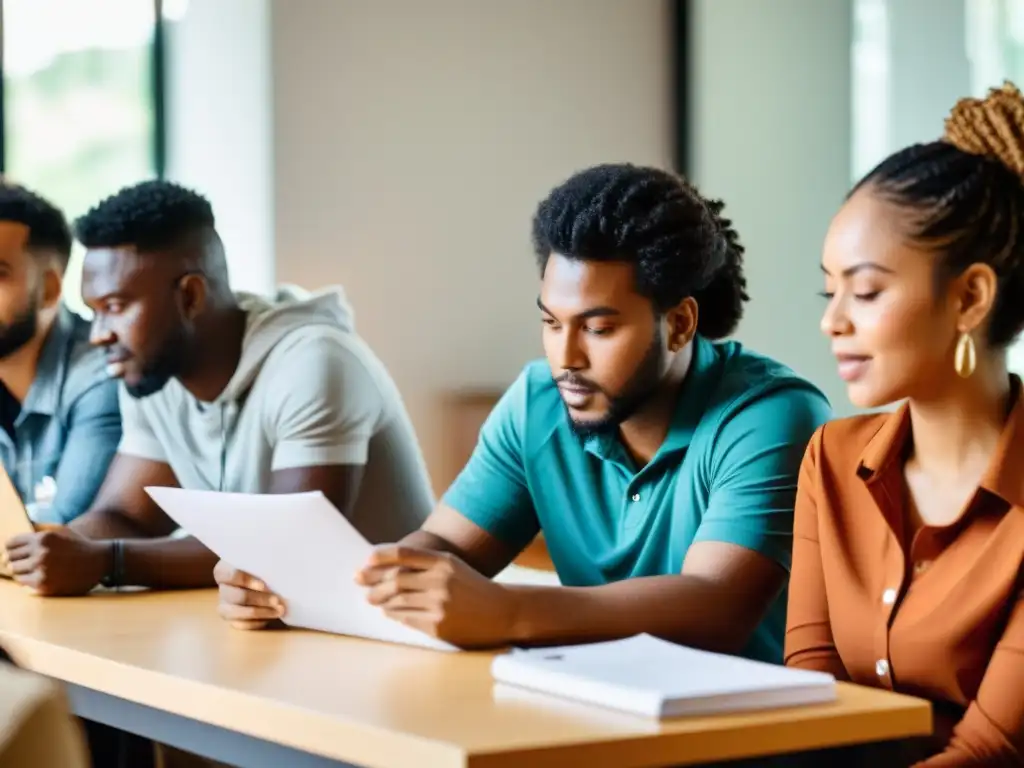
[120,536,219,590]
[508,574,766,653]
[913,750,962,767]
[71,510,218,589]
[914,745,987,768]
[400,529,459,553]
[69,508,153,539]
[784,645,850,679]
[912,709,1022,767]
[399,529,510,578]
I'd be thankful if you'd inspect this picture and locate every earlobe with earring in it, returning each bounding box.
[954,331,977,378]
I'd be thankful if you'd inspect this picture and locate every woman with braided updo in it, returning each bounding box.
[785,82,1024,765]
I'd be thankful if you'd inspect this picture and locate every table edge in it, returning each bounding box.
[0,631,933,768]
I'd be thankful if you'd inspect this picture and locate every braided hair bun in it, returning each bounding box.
[944,81,1024,178]
[853,80,1024,347]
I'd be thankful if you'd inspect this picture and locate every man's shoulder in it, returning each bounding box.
[253,326,411,436]
[703,341,832,428]
[518,358,560,401]
[472,360,565,458]
[506,359,564,429]
[258,324,391,386]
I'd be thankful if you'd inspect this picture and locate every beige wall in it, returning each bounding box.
[159,1,1024,485]
[269,0,674,483]
[168,0,857,484]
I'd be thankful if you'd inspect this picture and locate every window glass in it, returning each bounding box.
[2,0,158,314]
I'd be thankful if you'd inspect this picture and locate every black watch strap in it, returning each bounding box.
[99,540,124,589]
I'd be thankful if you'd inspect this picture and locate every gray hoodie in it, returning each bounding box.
[117,285,433,543]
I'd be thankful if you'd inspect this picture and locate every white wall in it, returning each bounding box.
[690,0,855,415]
[270,0,674,471]
[164,0,275,295]
[852,0,1024,372]
[853,0,970,178]
[887,0,969,151]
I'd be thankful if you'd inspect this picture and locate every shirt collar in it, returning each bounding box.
[857,375,1024,508]
[583,334,721,463]
[21,306,75,418]
[980,376,1024,507]
[856,403,911,481]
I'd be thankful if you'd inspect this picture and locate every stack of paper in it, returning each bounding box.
[145,487,457,652]
[491,634,835,718]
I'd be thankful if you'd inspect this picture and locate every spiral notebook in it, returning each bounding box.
[491,634,836,719]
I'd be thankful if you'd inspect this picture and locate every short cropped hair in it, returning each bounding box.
[0,182,73,266]
[75,180,215,252]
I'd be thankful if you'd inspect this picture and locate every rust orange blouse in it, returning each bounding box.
[785,391,1024,766]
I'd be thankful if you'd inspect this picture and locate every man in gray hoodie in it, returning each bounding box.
[4,180,434,597]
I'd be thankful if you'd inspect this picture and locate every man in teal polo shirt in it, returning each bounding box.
[228,164,831,661]
[356,163,834,661]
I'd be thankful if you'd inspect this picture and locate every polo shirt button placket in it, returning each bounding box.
[622,488,645,530]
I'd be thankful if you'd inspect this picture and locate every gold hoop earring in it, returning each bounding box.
[955,332,977,378]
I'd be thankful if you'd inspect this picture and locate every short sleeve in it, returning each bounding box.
[441,372,539,552]
[116,385,168,463]
[692,384,833,571]
[266,335,385,470]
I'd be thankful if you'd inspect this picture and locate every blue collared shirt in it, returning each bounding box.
[0,305,121,524]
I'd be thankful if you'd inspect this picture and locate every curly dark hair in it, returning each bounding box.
[854,81,1024,348]
[0,181,72,266]
[530,163,748,340]
[74,179,215,251]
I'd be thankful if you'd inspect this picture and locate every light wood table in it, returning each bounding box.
[0,581,931,768]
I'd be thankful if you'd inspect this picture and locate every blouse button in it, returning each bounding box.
[881,588,897,605]
[875,659,890,677]
[914,560,930,574]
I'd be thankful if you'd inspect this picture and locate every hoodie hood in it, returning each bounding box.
[217,284,355,403]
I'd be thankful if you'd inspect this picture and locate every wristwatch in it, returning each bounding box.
[99,540,124,589]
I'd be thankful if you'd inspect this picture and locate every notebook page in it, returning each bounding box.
[495,634,834,700]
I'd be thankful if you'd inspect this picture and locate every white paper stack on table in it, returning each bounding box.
[491,634,836,718]
[145,487,457,652]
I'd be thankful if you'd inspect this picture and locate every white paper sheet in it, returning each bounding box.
[145,486,457,652]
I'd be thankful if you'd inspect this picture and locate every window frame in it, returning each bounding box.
[0,0,167,178]
[672,0,691,176]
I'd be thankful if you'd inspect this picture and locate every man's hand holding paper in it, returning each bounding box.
[355,545,521,650]
[214,560,285,630]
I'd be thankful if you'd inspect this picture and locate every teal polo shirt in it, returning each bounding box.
[442,335,832,663]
